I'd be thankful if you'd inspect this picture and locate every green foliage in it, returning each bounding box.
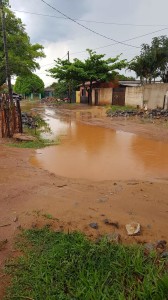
[14,74,44,95]
[115,74,135,81]
[52,81,68,99]
[48,49,127,104]
[129,36,168,83]
[0,7,45,85]
[4,228,168,300]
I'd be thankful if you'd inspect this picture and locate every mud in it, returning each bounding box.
[0,103,168,298]
[31,107,168,181]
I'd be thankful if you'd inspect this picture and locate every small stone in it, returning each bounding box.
[89,223,98,230]
[113,182,117,186]
[13,216,18,222]
[106,233,121,244]
[13,133,36,142]
[103,219,119,229]
[144,243,155,252]
[126,222,141,236]
[98,198,107,203]
[156,240,167,250]
[161,251,168,259]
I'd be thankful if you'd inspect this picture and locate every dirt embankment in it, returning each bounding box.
[0,106,168,298]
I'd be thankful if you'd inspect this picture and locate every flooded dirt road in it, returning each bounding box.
[1,102,168,298]
[31,107,168,181]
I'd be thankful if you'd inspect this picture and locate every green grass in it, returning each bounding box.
[106,105,136,113]
[7,116,60,149]
[8,138,59,149]
[42,213,59,221]
[4,228,168,300]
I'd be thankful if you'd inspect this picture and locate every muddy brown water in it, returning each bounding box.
[30,107,168,181]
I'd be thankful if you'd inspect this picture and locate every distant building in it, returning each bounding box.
[44,87,55,98]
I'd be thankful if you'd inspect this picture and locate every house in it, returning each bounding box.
[79,81,168,109]
[80,80,142,106]
[44,87,55,98]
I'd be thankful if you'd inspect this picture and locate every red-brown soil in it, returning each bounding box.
[0,106,168,298]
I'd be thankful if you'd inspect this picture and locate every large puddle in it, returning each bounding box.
[31,107,168,181]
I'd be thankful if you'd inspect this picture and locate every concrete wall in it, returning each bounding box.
[92,88,112,105]
[143,83,168,109]
[125,86,143,108]
[99,88,112,105]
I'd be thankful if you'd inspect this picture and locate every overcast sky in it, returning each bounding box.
[10,0,168,86]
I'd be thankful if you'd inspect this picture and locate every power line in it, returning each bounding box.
[13,9,168,27]
[70,27,168,55]
[13,6,168,55]
[40,0,141,49]
[39,53,68,68]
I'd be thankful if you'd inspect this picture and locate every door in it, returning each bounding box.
[112,87,126,106]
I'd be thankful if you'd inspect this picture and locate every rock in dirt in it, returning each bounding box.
[144,243,155,252]
[126,222,141,236]
[106,233,121,244]
[13,133,36,142]
[103,219,119,229]
[13,216,18,222]
[156,240,167,251]
[89,223,98,230]
[161,251,168,259]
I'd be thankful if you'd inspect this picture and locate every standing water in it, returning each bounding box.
[30,107,168,181]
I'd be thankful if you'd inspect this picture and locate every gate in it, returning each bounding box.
[112,87,126,106]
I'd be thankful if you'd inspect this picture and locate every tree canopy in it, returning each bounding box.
[14,74,44,95]
[48,49,127,104]
[129,36,168,84]
[0,5,45,86]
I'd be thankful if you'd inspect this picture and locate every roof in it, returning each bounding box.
[119,80,142,87]
[44,87,55,91]
[80,80,142,88]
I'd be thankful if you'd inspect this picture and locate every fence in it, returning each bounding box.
[0,93,22,138]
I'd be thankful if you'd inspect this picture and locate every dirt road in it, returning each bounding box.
[0,105,168,298]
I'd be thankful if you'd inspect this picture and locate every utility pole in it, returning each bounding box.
[0,0,13,103]
[67,51,71,103]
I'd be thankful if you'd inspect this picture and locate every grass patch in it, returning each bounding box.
[8,115,60,149]
[106,105,136,113]
[4,228,168,300]
[8,138,59,149]
[42,213,59,221]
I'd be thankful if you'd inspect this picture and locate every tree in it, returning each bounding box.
[0,5,45,86]
[50,81,68,99]
[129,36,168,83]
[14,74,44,96]
[48,49,127,105]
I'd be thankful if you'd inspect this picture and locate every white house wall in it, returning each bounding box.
[144,83,168,109]
[92,88,112,105]
[125,86,143,108]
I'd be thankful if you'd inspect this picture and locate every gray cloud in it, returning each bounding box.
[10,0,168,85]
[10,0,91,43]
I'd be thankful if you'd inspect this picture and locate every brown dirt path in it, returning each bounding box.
[0,106,168,298]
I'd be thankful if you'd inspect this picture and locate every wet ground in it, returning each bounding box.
[31,107,168,181]
[0,102,168,298]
